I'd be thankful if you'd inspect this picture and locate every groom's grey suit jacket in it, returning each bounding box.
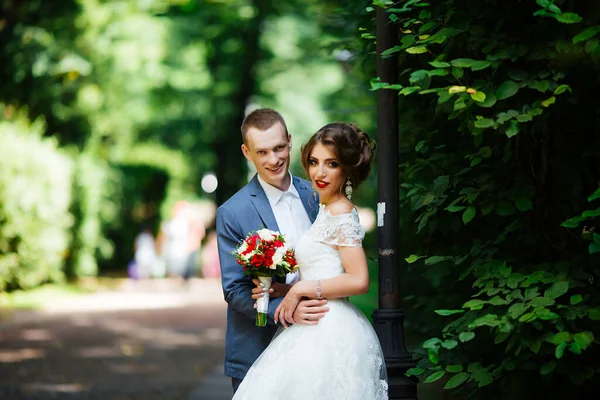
[216,174,318,380]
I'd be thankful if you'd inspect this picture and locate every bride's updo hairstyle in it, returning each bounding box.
[301,122,375,190]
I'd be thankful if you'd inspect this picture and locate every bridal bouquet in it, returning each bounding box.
[233,229,298,326]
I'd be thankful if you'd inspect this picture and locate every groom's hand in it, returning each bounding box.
[251,279,291,307]
[292,299,329,325]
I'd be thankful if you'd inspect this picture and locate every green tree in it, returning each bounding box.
[369,0,600,398]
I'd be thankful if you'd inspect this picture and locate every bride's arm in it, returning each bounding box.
[274,245,369,326]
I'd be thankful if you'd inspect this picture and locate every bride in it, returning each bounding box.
[232,122,388,400]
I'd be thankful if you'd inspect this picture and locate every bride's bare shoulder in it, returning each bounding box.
[326,199,355,216]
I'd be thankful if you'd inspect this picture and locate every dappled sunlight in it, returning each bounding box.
[19,328,54,342]
[0,348,46,363]
[21,383,87,394]
[75,346,123,359]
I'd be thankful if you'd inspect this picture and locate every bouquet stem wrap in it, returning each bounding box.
[256,276,272,327]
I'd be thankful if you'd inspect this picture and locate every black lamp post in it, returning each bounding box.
[371,6,418,400]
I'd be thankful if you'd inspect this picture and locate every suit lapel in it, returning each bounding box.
[294,176,319,223]
[249,175,280,231]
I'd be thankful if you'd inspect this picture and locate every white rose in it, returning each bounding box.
[257,228,276,241]
[237,241,248,255]
[242,250,255,261]
[271,247,286,267]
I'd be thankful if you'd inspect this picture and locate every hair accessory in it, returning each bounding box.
[345,179,353,200]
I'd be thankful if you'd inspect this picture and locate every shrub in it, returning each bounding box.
[0,110,73,290]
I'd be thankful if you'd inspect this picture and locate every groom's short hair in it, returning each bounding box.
[241,108,289,144]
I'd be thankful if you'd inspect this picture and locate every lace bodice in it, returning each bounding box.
[295,204,365,281]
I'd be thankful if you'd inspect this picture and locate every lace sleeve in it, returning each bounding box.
[313,209,365,247]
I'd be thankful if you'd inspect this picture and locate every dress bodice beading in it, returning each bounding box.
[295,204,365,281]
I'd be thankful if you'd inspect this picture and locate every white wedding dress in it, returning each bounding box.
[233,204,388,400]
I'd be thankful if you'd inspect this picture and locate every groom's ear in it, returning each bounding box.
[287,134,292,150]
[241,144,252,161]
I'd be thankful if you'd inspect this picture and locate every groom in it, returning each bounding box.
[216,108,329,393]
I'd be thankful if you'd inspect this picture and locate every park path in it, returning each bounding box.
[0,278,232,400]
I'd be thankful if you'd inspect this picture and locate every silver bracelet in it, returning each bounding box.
[316,279,322,299]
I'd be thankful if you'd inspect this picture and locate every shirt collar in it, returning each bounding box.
[257,172,300,206]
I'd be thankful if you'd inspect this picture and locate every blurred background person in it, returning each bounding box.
[132,223,157,279]
[157,201,191,279]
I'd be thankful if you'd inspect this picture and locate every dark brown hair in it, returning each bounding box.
[240,108,289,144]
[300,122,375,189]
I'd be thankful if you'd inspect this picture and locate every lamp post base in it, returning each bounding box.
[373,309,418,400]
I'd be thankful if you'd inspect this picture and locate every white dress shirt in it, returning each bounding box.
[257,173,313,283]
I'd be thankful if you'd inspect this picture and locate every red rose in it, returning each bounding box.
[274,240,283,248]
[251,254,265,267]
[264,256,273,267]
[265,248,275,258]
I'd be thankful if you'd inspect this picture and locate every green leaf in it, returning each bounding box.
[516,114,533,122]
[415,140,427,153]
[552,331,571,345]
[446,205,466,212]
[537,0,561,14]
[508,303,527,319]
[444,372,470,389]
[452,67,464,79]
[442,339,458,350]
[429,61,451,68]
[435,309,465,316]
[450,58,476,68]
[475,118,495,128]
[541,96,556,107]
[478,146,492,158]
[399,86,421,96]
[555,342,567,359]
[425,256,449,265]
[570,295,583,305]
[589,308,600,320]
[590,243,600,255]
[555,13,583,24]
[505,120,520,138]
[554,84,572,95]
[544,281,569,299]
[446,365,463,373]
[573,331,594,350]
[573,26,600,44]
[470,91,486,102]
[495,201,516,216]
[433,175,450,196]
[469,314,499,328]
[459,332,476,342]
[413,193,435,210]
[405,254,426,263]
[496,80,520,100]
[540,361,556,375]
[463,299,486,310]
[515,198,533,211]
[471,60,492,71]
[478,93,497,108]
[588,187,600,202]
[381,46,403,57]
[406,367,425,377]
[529,296,555,307]
[463,206,476,224]
[406,46,428,54]
[530,339,542,353]
[424,370,446,383]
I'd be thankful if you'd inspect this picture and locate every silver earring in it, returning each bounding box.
[345,179,353,200]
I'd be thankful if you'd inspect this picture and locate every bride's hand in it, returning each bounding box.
[251,279,291,307]
[274,288,302,328]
